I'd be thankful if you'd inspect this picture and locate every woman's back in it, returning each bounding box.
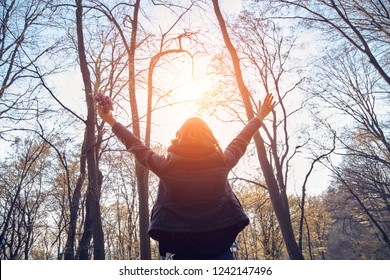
[97,93,276,259]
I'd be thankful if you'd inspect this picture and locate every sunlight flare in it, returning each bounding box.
[175,77,215,102]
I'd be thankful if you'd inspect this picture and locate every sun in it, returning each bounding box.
[152,76,215,146]
[175,76,215,102]
[183,79,208,99]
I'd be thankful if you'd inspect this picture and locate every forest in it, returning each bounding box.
[0,0,389,260]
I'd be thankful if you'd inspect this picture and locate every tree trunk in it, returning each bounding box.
[212,0,303,259]
[64,140,87,260]
[75,0,105,260]
[127,0,151,260]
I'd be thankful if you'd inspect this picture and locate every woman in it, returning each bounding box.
[97,93,275,260]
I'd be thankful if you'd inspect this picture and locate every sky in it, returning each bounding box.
[0,0,333,197]
[143,0,333,196]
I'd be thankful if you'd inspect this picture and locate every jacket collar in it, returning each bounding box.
[168,143,216,158]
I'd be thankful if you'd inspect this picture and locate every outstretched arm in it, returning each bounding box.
[96,102,167,175]
[224,93,276,168]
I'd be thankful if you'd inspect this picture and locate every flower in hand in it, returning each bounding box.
[95,92,116,126]
[94,92,113,113]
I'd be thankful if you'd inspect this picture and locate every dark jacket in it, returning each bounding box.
[112,118,262,241]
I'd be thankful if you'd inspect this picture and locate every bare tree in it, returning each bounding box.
[0,137,50,259]
[270,0,390,85]
[0,0,60,98]
[212,0,304,259]
[83,0,151,259]
[63,13,129,260]
[307,44,390,251]
[0,0,65,139]
[74,0,105,260]
[86,0,199,259]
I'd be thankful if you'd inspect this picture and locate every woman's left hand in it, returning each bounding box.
[256,93,276,121]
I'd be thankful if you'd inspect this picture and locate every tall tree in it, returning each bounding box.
[307,47,389,250]
[271,0,390,85]
[90,0,198,259]
[0,138,50,259]
[212,0,304,259]
[74,0,105,260]
[88,0,150,259]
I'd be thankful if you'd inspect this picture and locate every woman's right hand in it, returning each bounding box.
[97,105,117,127]
[256,93,276,121]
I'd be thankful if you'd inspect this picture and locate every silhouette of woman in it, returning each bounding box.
[97,93,275,260]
